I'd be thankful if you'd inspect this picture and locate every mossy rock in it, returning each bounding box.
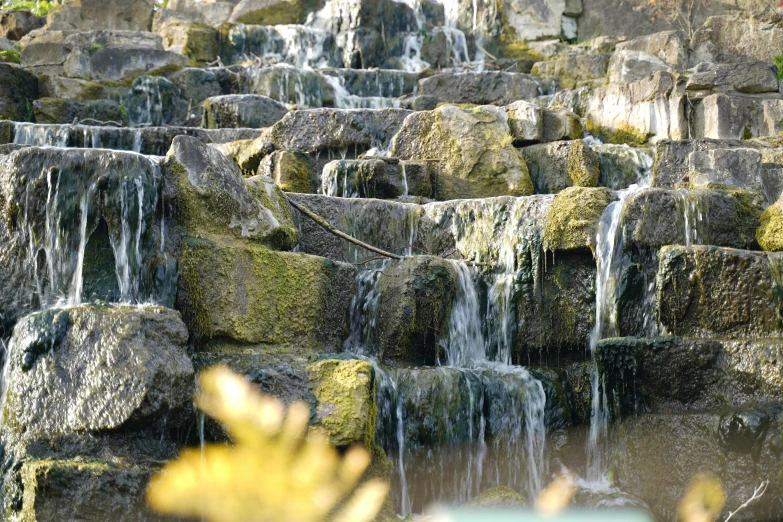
[521,140,599,194]
[176,236,356,351]
[463,486,528,508]
[165,135,298,249]
[543,187,614,252]
[586,119,649,147]
[376,256,458,365]
[307,359,375,447]
[18,459,165,522]
[757,203,783,251]
[183,22,218,66]
[392,105,534,197]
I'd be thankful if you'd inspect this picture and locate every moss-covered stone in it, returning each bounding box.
[543,187,613,252]
[521,139,599,194]
[757,203,783,251]
[176,236,356,351]
[165,135,299,249]
[392,105,533,197]
[0,119,11,144]
[259,150,316,193]
[376,256,458,365]
[183,22,218,66]
[307,359,375,447]
[19,459,164,522]
[587,119,649,147]
[657,245,783,338]
[463,486,528,508]
[230,0,323,24]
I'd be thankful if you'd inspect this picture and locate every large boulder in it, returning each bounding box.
[596,336,783,411]
[50,0,156,31]
[686,61,779,95]
[176,237,356,350]
[0,63,37,120]
[520,139,599,194]
[688,147,763,192]
[690,93,783,140]
[615,30,688,68]
[259,150,317,193]
[152,10,219,66]
[531,52,610,89]
[622,188,763,250]
[203,94,288,129]
[586,71,687,143]
[229,0,322,24]
[505,100,543,144]
[164,135,298,248]
[391,105,534,197]
[657,245,783,338]
[375,256,458,365]
[607,50,672,84]
[32,97,124,125]
[418,72,540,106]
[690,13,783,66]
[2,304,193,436]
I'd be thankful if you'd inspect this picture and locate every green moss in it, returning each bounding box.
[566,140,600,187]
[586,119,648,146]
[0,49,21,64]
[0,120,11,144]
[183,23,218,66]
[757,203,783,251]
[272,150,316,193]
[307,359,374,447]
[543,186,613,252]
[464,486,527,508]
[177,236,352,348]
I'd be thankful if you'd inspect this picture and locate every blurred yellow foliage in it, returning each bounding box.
[677,475,726,522]
[146,366,389,522]
[536,474,577,517]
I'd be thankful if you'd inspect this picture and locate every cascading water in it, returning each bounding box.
[585,149,653,483]
[341,196,552,515]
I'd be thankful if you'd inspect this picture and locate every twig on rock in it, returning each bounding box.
[287,198,402,260]
[725,481,769,522]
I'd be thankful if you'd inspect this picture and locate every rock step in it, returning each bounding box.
[597,335,783,412]
[1,120,263,155]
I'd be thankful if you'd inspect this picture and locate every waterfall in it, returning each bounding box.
[13,123,70,147]
[586,150,653,482]
[443,263,486,367]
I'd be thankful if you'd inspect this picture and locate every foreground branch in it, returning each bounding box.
[725,481,769,522]
[287,198,402,260]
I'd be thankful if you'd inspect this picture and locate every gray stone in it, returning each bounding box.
[596,336,783,411]
[20,41,72,76]
[607,50,672,84]
[64,46,188,81]
[528,39,568,59]
[542,107,584,142]
[589,35,625,53]
[168,0,240,26]
[531,52,610,89]
[321,159,407,198]
[269,107,410,152]
[689,147,763,191]
[615,30,687,68]
[621,187,763,250]
[391,105,534,197]
[651,138,750,187]
[593,143,653,189]
[165,135,298,248]
[520,139,599,193]
[32,97,124,125]
[0,63,37,120]
[152,10,219,65]
[500,0,567,41]
[418,71,540,106]
[686,61,779,95]
[690,13,783,66]
[657,245,783,338]
[2,305,193,436]
[0,10,44,41]
[63,30,163,50]
[203,94,287,129]
[228,0,321,24]
[80,0,155,31]
[691,93,783,140]
[376,256,458,365]
[506,100,543,144]
[38,76,108,101]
